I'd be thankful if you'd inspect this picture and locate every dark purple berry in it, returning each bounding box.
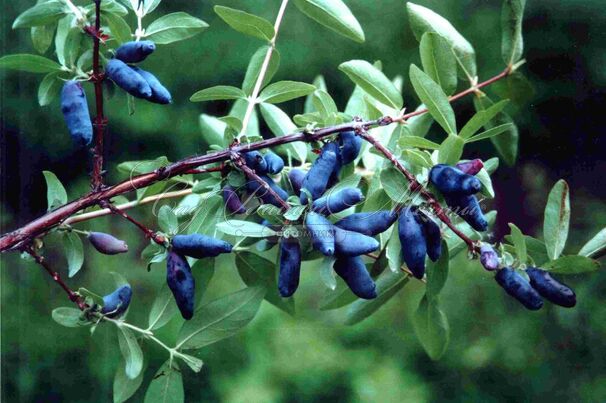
[243,151,267,173]
[443,193,488,231]
[526,268,576,308]
[60,81,93,147]
[429,164,482,196]
[101,285,132,318]
[115,40,156,63]
[417,211,442,262]
[398,207,427,279]
[171,234,232,259]
[222,185,246,214]
[455,159,484,176]
[333,255,377,299]
[105,59,152,99]
[288,169,306,195]
[166,252,195,320]
[279,237,301,297]
[87,232,128,255]
[480,244,500,271]
[495,268,543,310]
[246,175,289,207]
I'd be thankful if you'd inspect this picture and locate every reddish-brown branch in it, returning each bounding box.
[100,201,166,245]
[0,68,511,253]
[90,0,105,191]
[25,246,88,310]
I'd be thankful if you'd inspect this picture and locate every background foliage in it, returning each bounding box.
[1,0,606,401]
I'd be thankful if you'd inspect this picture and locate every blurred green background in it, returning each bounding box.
[2,0,606,402]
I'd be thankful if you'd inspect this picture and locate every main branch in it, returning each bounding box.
[89,0,106,191]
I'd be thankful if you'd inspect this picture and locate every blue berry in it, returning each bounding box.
[223,185,246,214]
[263,151,285,174]
[334,211,398,236]
[333,255,377,299]
[495,268,543,310]
[171,234,233,259]
[480,244,500,271]
[443,193,488,231]
[339,130,362,165]
[429,164,482,196]
[101,285,132,318]
[166,252,195,320]
[115,40,156,63]
[279,237,301,297]
[333,227,379,256]
[417,211,442,262]
[526,268,576,308]
[130,66,171,104]
[305,212,335,256]
[60,81,93,147]
[300,142,340,204]
[87,232,128,255]
[105,59,152,99]
[312,187,364,215]
[243,151,267,173]
[398,207,427,279]
[246,175,289,207]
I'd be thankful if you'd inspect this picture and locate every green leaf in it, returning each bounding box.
[543,180,570,260]
[145,12,208,44]
[420,32,457,95]
[476,168,495,199]
[339,60,403,109]
[345,270,409,325]
[117,156,170,176]
[177,286,266,350]
[399,136,440,150]
[426,241,449,301]
[13,0,66,28]
[142,0,162,15]
[63,232,84,278]
[113,359,145,403]
[241,46,280,95]
[412,294,450,360]
[438,134,465,165]
[386,226,403,273]
[54,15,72,67]
[186,195,223,236]
[0,54,62,73]
[31,25,55,54]
[459,100,509,140]
[157,205,178,235]
[319,257,337,290]
[51,307,84,327]
[380,167,409,204]
[293,0,365,43]
[117,326,144,379]
[407,2,477,80]
[144,360,183,403]
[214,6,274,42]
[492,73,535,107]
[508,223,527,264]
[543,255,600,275]
[235,252,294,315]
[473,94,518,165]
[579,228,606,258]
[103,12,132,45]
[466,123,514,143]
[409,64,456,135]
[38,71,62,106]
[312,90,339,124]
[216,220,277,238]
[258,103,307,162]
[43,170,67,210]
[259,81,316,104]
[190,85,246,102]
[501,0,526,65]
[78,287,104,306]
[199,114,228,147]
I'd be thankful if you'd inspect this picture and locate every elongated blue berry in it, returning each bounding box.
[288,169,306,195]
[130,66,171,104]
[398,207,427,279]
[526,268,576,308]
[87,232,128,255]
[223,185,246,214]
[312,187,364,215]
[480,244,500,271]
[333,255,377,299]
[444,193,488,231]
[334,227,379,256]
[101,285,132,318]
[339,130,362,165]
[430,164,482,196]
[171,233,233,259]
[279,237,301,297]
[166,252,195,320]
[105,59,152,99]
[305,212,335,256]
[455,159,484,176]
[417,211,441,262]
[115,40,156,63]
[300,142,340,204]
[264,151,284,174]
[246,175,289,207]
[243,151,267,173]
[60,81,93,146]
[495,268,543,310]
[335,211,397,236]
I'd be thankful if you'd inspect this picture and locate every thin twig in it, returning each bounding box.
[100,201,166,245]
[89,0,106,191]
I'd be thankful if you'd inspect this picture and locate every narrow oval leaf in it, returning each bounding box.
[31,24,55,54]
[319,256,337,290]
[339,60,403,109]
[63,232,84,278]
[199,114,228,147]
[214,6,274,42]
[508,223,527,264]
[51,307,83,327]
[113,360,145,403]
[242,46,280,95]
[312,90,339,124]
[420,32,457,95]
[579,228,606,258]
[426,241,449,300]
[259,103,307,162]
[13,0,66,28]
[465,123,514,143]
[145,12,208,44]
[0,54,62,73]
[543,255,600,275]
[473,94,518,165]
[293,0,365,43]
[543,180,570,260]
[399,135,440,150]
[190,85,245,102]
[103,12,132,45]
[38,72,62,106]
[147,283,179,330]
[216,220,277,238]
[43,170,67,210]
[501,0,526,65]
[459,99,509,140]
[410,64,456,135]
[259,81,316,104]
[412,294,450,360]
[117,326,144,379]
[144,361,184,403]
[177,286,266,350]
[407,2,477,79]
[380,167,409,204]
[438,134,465,165]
